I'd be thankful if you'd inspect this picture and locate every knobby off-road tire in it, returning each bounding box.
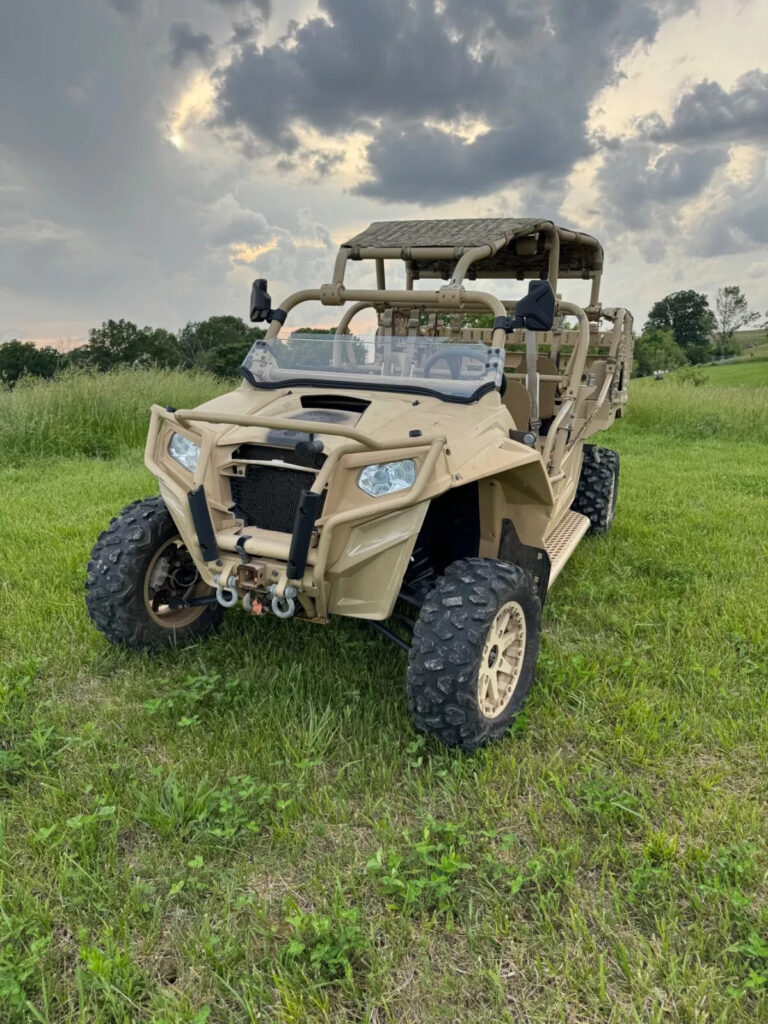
[85,496,223,651]
[571,444,620,534]
[406,558,542,750]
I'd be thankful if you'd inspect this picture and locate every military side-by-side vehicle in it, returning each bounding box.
[86,218,633,749]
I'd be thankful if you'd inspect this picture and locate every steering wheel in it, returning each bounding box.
[422,345,490,380]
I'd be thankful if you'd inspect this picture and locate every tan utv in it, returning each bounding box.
[86,219,633,750]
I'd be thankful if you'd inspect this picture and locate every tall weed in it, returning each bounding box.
[0,368,223,465]
[623,378,768,443]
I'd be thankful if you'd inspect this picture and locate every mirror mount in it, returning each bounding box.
[494,279,556,334]
[249,279,287,325]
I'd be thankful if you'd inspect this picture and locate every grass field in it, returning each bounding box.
[733,328,767,353]
[736,342,768,362]
[669,359,768,388]
[728,330,768,363]
[1,368,767,1023]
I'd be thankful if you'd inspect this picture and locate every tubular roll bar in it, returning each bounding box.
[330,224,603,302]
[170,406,445,454]
[262,285,591,427]
[264,285,508,339]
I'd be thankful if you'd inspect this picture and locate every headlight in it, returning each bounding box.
[358,459,416,497]
[168,432,201,472]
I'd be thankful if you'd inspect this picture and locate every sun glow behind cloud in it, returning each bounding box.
[4,0,768,343]
[166,72,216,150]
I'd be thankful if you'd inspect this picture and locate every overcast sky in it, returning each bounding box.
[1,0,767,345]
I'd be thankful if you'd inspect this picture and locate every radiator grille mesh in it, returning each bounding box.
[229,444,326,533]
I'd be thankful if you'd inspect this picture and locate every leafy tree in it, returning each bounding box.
[275,328,365,369]
[0,340,62,384]
[79,319,179,371]
[462,313,495,329]
[459,312,580,332]
[713,285,761,359]
[632,327,687,378]
[178,316,264,377]
[645,290,715,364]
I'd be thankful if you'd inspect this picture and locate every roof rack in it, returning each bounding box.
[337,218,603,297]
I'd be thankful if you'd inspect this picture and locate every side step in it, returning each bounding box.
[544,510,591,586]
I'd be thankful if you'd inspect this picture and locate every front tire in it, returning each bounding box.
[85,496,223,651]
[406,558,541,750]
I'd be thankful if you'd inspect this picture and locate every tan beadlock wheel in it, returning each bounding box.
[407,558,541,750]
[87,496,223,651]
[143,536,209,628]
[478,600,527,718]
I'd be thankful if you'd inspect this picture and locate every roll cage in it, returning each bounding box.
[240,217,631,484]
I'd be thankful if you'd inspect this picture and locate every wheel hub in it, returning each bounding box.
[477,600,527,719]
[143,537,207,627]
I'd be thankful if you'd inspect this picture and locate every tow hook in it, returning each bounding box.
[269,584,297,619]
[214,573,239,608]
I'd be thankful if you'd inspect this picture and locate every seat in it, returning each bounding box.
[501,378,532,430]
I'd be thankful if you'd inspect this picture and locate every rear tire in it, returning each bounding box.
[85,496,223,651]
[571,444,619,534]
[406,558,541,750]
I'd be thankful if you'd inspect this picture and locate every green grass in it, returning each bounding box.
[734,328,767,352]
[0,369,220,465]
[1,371,767,1022]
[735,341,768,362]
[672,360,768,388]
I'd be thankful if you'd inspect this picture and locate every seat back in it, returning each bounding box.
[501,379,532,430]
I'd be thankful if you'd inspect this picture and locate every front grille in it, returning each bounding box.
[229,444,326,533]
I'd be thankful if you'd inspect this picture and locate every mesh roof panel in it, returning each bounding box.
[343,218,541,249]
[341,218,602,279]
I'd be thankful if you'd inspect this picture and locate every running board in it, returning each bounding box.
[545,511,591,586]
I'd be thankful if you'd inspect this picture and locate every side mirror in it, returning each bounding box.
[250,279,272,323]
[514,280,556,332]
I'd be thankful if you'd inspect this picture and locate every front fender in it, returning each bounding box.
[326,500,430,619]
[453,440,555,550]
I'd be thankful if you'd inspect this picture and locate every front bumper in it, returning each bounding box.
[145,403,445,620]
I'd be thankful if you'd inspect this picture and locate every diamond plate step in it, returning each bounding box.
[545,510,591,586]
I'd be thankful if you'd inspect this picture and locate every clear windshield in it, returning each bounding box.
[241,333,504,402]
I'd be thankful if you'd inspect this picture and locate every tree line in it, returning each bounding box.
[2,284,765,385]
[0,316,266,385]
[634,284,766,378]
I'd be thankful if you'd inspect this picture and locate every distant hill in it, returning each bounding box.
[734,328,767,350]
[730,329,767,363]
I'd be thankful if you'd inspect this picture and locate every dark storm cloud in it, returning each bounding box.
[216,0,489,152]
[693,161,768,257]
[206,0,271,16]
[355,121,591,203]
[214,0,685,202]
[594,68,768,251]
[597,142,728,229]
[0,0,249,332]
[109,0,141,14]
[168,22,215,68]
[0,0,345,339]
[647,69,768,145]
